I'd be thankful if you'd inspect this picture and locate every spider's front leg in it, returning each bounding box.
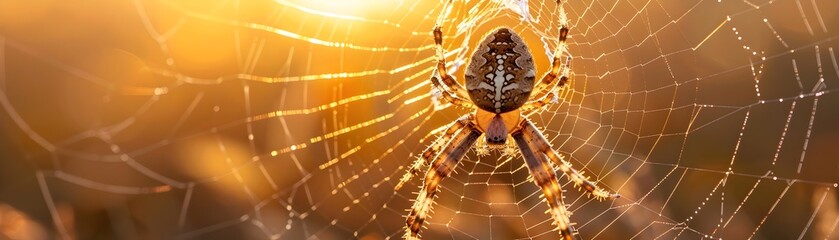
[518,119,620,200]
[395,115,471,190]
[512,128,576,240]
[405,115,482,239]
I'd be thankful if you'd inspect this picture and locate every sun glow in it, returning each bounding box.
[279,0,392,17]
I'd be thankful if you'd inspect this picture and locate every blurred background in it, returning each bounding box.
[1,0,838,239]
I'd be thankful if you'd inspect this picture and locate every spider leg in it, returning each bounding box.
[517,118,620,200]
[406,115,481,239]
[528,26,572,105]
[519,91,559,112]
[395,115,472,190]
[429,24,474,108]
[512,128,576,240]
[430,69,475,109]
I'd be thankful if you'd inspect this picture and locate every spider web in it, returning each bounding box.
[0,0,838,239]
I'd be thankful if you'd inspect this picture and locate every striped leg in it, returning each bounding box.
[517,119,620,200]
[430,69,475,109]
[405,119,482,239]
[430,24,474,108]
[532,26,572,96]
[519,91,558,112]
[396,115,472,190]
[512,129,576,240]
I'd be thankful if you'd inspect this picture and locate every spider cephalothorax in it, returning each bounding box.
[395,22,620,240]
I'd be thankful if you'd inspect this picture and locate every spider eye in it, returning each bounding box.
[486,134,507,145]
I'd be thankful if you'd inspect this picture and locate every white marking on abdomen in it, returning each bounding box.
[493,72,505,101]
[502,83,519,92]
[474,57,518,112]
[492,68,508,112]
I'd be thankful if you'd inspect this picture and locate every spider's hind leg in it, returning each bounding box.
[428,24,474,109]
[429,69,475,109]
[531,26,572,98]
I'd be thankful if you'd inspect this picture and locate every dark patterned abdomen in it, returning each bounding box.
[464,27,536,113]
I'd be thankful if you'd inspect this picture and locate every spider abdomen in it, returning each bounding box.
[465,27,536,113]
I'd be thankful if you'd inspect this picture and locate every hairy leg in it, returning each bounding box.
[432,25,471,100]
[405,120,481,239]
[531,26,572,99]
[512,130,576,240]
[519,90,558,112]
[518,118,620,200]
[430,69,475,109]
[429,24,474,108]
[396,115,472,190]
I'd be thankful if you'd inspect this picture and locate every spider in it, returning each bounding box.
[394,23,620,240]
